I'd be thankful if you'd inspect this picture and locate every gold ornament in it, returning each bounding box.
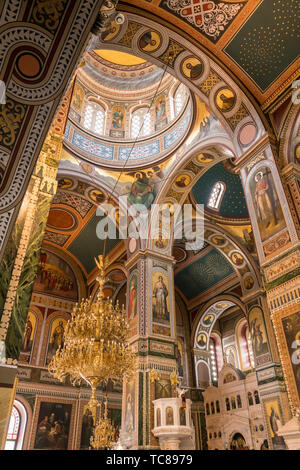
[48,255,135,414]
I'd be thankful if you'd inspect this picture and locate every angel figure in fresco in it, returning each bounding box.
[153,276,169,322]
[254,170,278,229]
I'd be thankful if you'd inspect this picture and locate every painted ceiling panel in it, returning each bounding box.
[68,213,120,273]
[224,0,300,91]
[192,162,249,218]
[174,248,235,299]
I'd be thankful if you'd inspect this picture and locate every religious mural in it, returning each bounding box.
[19,311,37,363]
[123,379,135,439]
[45,317,67,365]
[282,312,300,400]
[34,402,72,450]
[264,399,287,450]
[71,82,84,112]
[225,346,238,368]
[152,271,170,326]
[110,105,125,138]
[80,405,94,450]
[128,274,138,322]
[250,166,286,243]
[249,307,271,366]
[138,31,161,52]
[34,250,77,300]
[155,379,172,399]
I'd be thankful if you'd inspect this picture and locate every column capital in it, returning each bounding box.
[125,249,175,270]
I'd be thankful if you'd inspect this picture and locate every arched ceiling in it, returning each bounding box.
[119,0,300,107]
[191,161,249,220]
[43,178,123,279]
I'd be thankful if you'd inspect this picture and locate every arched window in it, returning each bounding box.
[248,392,254,406]
[131,107,151,138]
[216,400,220,413]
[83,101,105,135]
[5,401,27,450]
[206,403,210,415]
[211,402,215,414]
[207,181,225,211]
[254,390,260,404]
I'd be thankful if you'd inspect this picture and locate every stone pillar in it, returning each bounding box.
[120,249,178,449]
[235,136,300,449]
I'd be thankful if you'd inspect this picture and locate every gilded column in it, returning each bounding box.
[121,249,178,449]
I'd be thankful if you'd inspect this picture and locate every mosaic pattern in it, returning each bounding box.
[161,0,246,42]
[118,140,160,161]
[72,130,114,160]
[164,110,191,149]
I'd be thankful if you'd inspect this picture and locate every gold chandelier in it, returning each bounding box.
[90,395,117,450]
[48,254,135,413]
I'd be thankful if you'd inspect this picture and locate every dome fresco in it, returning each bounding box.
[192,162,249,219]
[64,50,193,168]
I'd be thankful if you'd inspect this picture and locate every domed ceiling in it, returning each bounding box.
[63,49,193,169]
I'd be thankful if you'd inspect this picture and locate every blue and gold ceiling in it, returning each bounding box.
[174,247,235,300]
[120,0,300,105]
[224,0,300,92]
[191,161,249,219]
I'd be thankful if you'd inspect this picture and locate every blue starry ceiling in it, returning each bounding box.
[192,161,249,218]
[68,213,120,273]
[224,0,300,92]
[174,248,235,300]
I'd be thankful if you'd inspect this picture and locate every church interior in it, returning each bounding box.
[0,0,300,451]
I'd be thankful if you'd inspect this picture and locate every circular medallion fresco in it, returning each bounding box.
[101,21,121,42]
[128,238,137,253]
[239,123,257,147]
[174,173,192,189]
[16,53,42,78]
[47,209,76,231]
[244,275,254,290]
[230,251,245,267]
[58,178,73,190]
[210,235,227,247]
[89,189,106,204]
[215,88,236,112]
[138,31,161,52]
[197,332,207,348]
[181,57,203,80]
[103,287,113,298]
[110,271,126,282]
[196,153,215,164]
